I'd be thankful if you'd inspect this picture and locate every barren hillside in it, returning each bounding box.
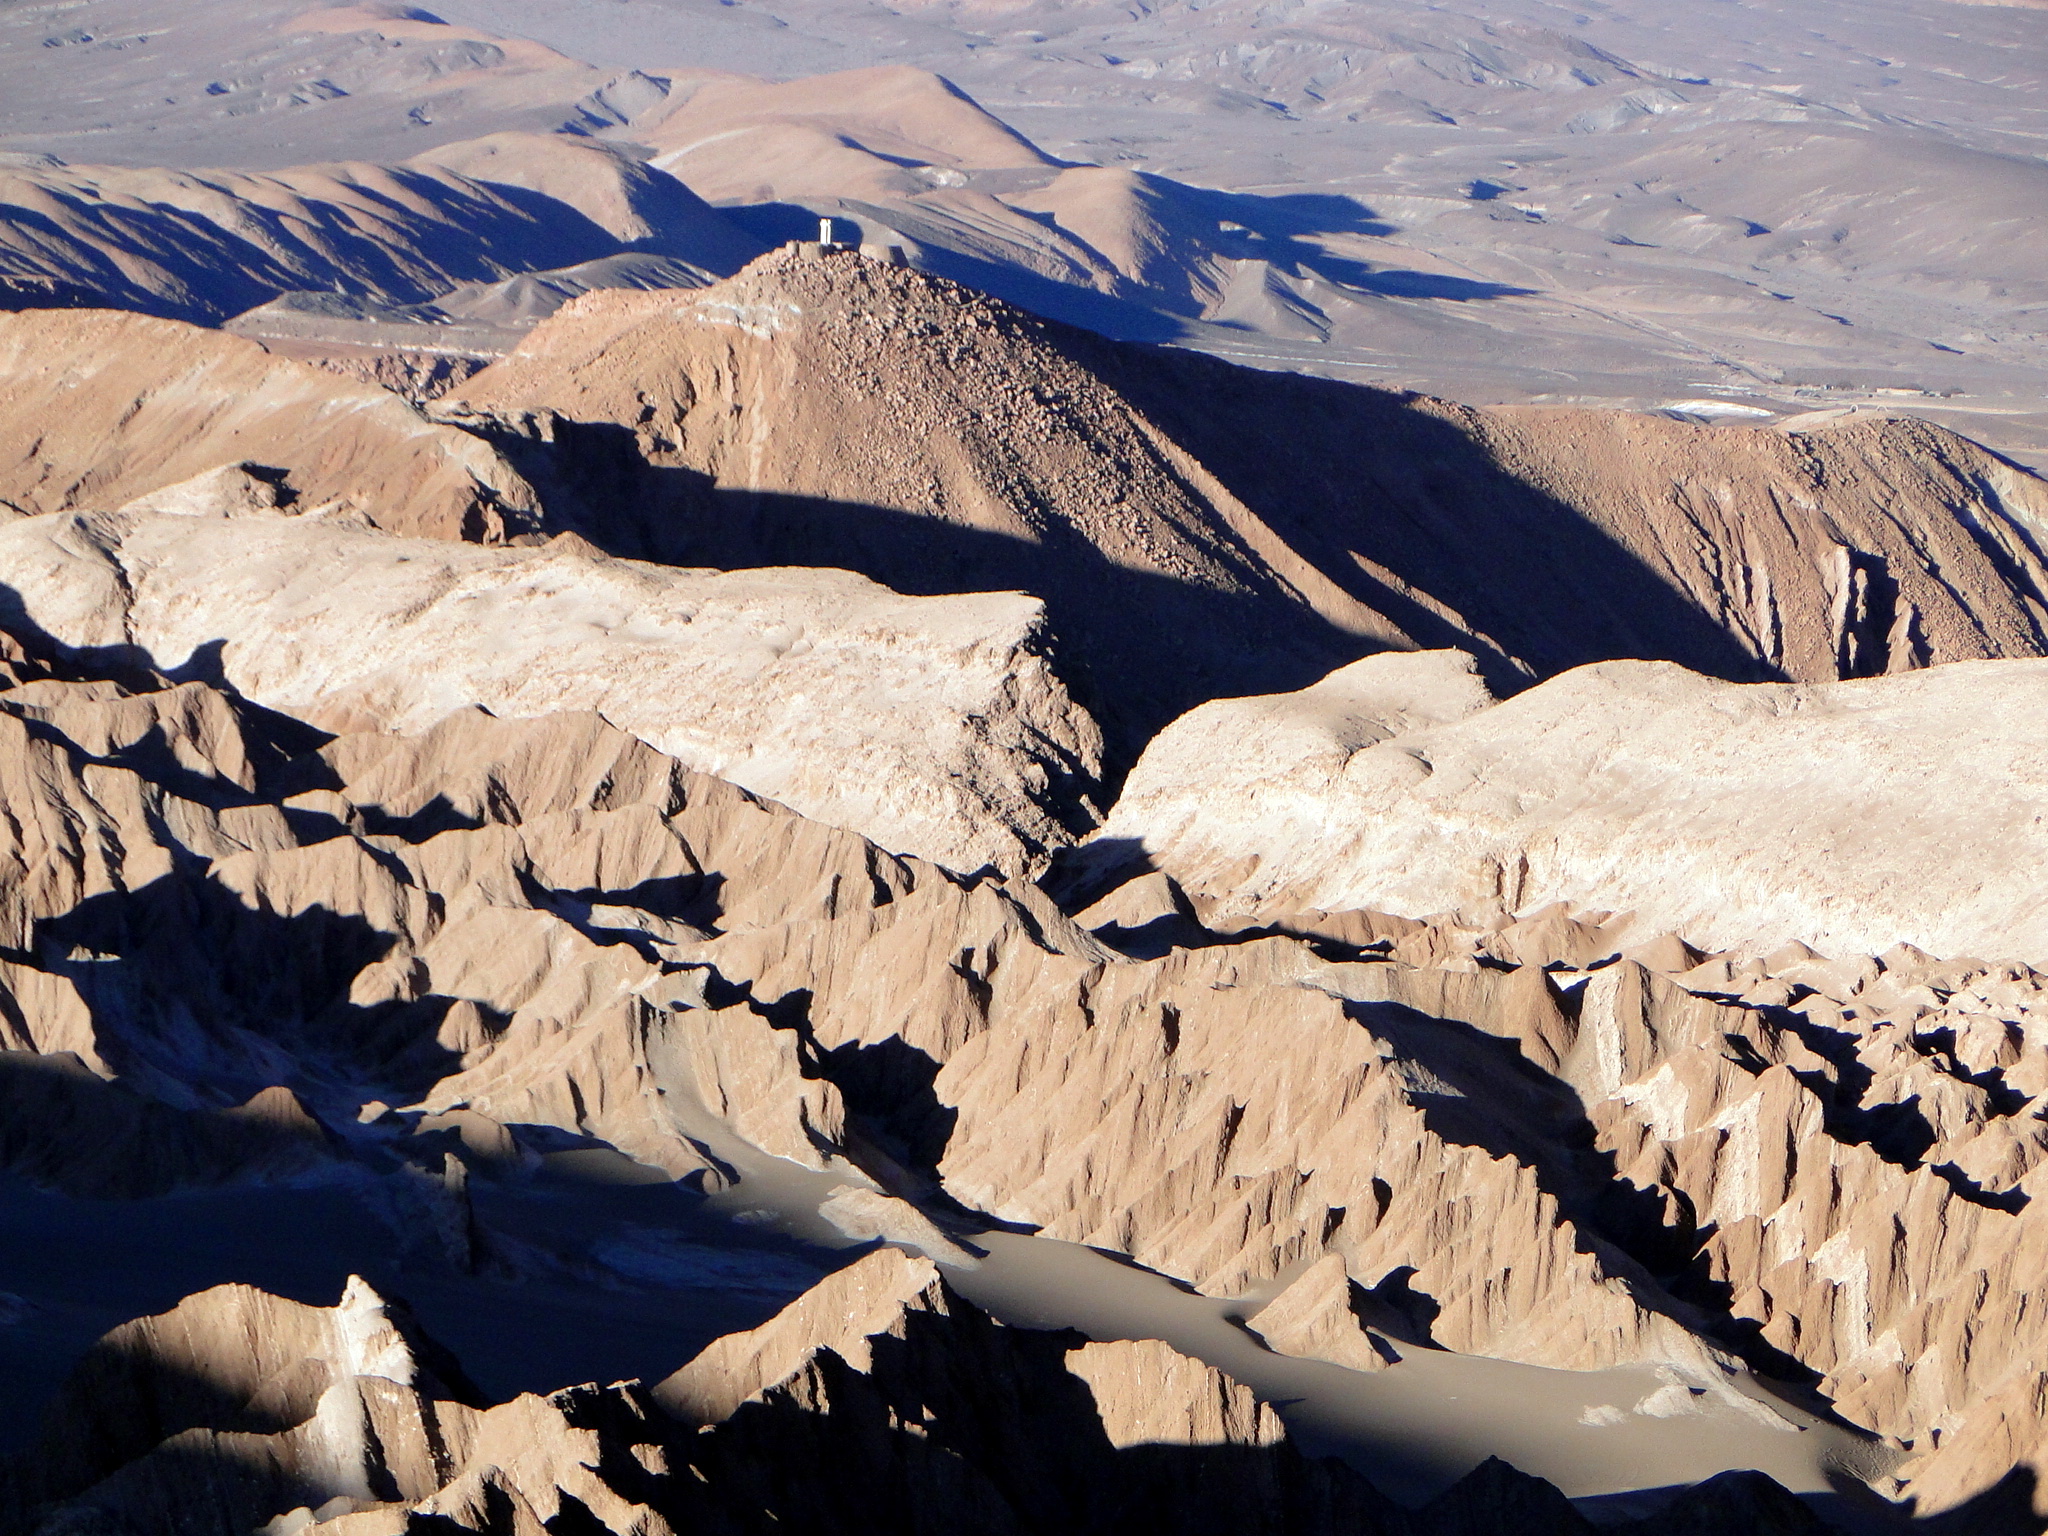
[2,3,2048,1529]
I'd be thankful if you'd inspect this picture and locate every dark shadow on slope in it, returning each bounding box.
[1344,999,1843,1412]
[0,1136,858,1458]
[1074,340,1792,691]
[1166,184,1530,300]
[0,602,343,804]
[1739,1003,2030,1210]
[0,1051,327,1200]
[1336,270,1537,300]
[33,872,464,1110]
[456,297,1790,797]
[673,1301,1430,1536]
[728,981,970,1212]
[457,415,1363,776]
[0,1165,2030,1533]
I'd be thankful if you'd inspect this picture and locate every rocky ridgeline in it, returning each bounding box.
[0,251,2046,1532]
[7,1250,1830,1536]
[0,610,2036,1529]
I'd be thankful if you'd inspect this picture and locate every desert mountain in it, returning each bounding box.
[445,248,2048,763]
[0,130,760,326]
[631,64,1058,204]
[5,255,2046,787]
[3,0,2042,471]
[4,1250,1835,1536]
[0,1,648,169]
[0,310,540,540]
[2,3,2048,1528]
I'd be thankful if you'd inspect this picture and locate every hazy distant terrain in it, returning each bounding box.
[1,0,2042,466]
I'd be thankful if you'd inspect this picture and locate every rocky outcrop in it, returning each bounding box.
[0,311,542,541]
[0,1275,483,1534]
[444,249,2048,767]
[0,612,2028,1529]
[1088,648,2048,959]
[1246,1254,1398,1373]
[0,506,1103,873]
[8,265,2048,1531]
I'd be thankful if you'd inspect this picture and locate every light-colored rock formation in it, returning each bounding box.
[0,506,1103,873]
[654,1247,945,1424]
[0,311,542,541]
[443,247,2048,772]
[1067,1337,1286,1447]
[1092,649,2048,960]
[817,1185,984,1268]
[1246,1254,1396,1373]
[4,1274,684,1536]
[444,245,1401,758]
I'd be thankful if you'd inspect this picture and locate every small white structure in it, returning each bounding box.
[818,216,858,251]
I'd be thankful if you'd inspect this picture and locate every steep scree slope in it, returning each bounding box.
[446,247,2048,765]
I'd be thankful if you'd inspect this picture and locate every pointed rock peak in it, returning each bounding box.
[1425,1455,1591,1534]
[1073,869,1197,934]
[653,1246,945,1426]
[333,1275,417,1387]
[1245,1252,1396,1374]
[1625,931,1704,974]
[1638,1467,1830,1534]
[1764,939,1825,971]
[223,1084,329,1141]
[1065,1338,1283,1449]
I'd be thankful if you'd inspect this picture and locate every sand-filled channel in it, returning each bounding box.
[670,1084,1884,1513]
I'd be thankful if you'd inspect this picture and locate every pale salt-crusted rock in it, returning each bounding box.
[1094,650,2048,959]
[0,506,1104,874]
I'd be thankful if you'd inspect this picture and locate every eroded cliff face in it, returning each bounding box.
[0,501,1104,876]
[7,1249,1831,1536]
[7,250,2048,1536]
[1084,647,2048,956]
[0,610,2034,1531]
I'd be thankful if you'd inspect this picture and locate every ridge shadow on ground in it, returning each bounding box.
[462,361,1777,783]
